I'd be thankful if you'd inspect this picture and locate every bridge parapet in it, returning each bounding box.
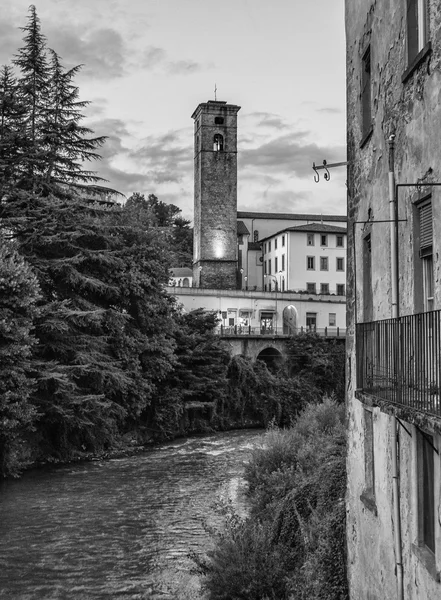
[216,326,346,339]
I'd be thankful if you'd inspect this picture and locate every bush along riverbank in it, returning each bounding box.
[194,398,348,600]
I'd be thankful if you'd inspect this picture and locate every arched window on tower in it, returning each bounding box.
[213,134,224,151]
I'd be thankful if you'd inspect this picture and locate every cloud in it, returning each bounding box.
[45,25,127,79]
[129,130,193,184]
[0,12,128,81]
[238,188,312,214]
[142,46,166,69]
[246,111,287,130]
[239,133,346,179]
[140,44,206,75]
[84,120,194,202]
[316,107,342,114]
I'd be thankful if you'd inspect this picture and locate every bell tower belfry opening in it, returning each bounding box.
[192,100,241,289]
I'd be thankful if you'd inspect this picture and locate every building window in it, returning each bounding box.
[336,257,345,271]
[329,312,336,326]
[307,233,314,246]
[417,198,434,312]
[282,254,285,271]
[361,46,372,139]
[275,257,278,272]
[336,235,344,247]
[268,259,272,275]
[306,312,317,329]
[320,257,328,271]
[213,133,224,151]
[364,409,375,500]
[264,242,267,254]
[337,283,345,296]
[282,235,285,247]
[320,283,329,295]
[264,260,267,275]
[215,116,224,125]
[254,230,259,242]
[275,238,278,250]
[320,234,328,246]
[307,256,315,270]
[416,428,435,554]
[407,0,428,65]
[268,241,271,252]
[363,234,373,320]
[306,282,316,294]
[281,278,285,292]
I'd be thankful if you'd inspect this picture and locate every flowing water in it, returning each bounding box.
[0,429,263,600]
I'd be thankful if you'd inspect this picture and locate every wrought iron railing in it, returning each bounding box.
[357,311,441,417]
[216,325,346,338]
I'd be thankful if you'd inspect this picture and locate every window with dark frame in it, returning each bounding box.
[418,198,434,312]
[307,233,314,246]
[329,312,336,326]
[320,256,328,271]
[275,257,278,272]
[282,235,285,247]
[282,254,285,271]
[364,409,375,497]
[361,46,372,140]
[306,282,316,294]
[320,283,329,295]
[214,116,224,125]
[337,283,345,296]
[363,234,373,321]
[336,235,344,247]
[321,234,328,246]
[306,312,317,328]
[416,429,435,554]
[307,256,315,270]
[407,0,428,65]
[275,238,278,250]
[336,257,345,271]
[268,259,272,275]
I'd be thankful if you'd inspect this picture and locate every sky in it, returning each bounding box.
[0,0,347,220]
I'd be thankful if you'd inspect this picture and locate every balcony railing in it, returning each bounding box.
[217,325,346,338]
[357,311,441,417]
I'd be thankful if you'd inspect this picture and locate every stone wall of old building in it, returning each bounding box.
[346,1,441,598]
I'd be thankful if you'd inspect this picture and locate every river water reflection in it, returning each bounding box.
[0,429,263,599]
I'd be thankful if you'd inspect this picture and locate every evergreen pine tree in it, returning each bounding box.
[0,237,40,477]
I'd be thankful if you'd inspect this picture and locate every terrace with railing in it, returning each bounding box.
[356,311,441,418]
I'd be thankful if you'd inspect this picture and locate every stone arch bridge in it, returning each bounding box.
[217,329,346,367]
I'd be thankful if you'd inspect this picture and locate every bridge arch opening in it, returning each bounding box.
[257,347,283,371]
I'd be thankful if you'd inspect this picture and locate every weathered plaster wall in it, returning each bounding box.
[346,0,441,597]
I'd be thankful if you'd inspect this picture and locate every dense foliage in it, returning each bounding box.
[0,239,40,476]
[196,399,348,600]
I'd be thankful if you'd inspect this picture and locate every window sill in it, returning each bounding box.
[360,489,377,516]
[412,542,440,582]
[359,127,373,149]
[402,42,432,84]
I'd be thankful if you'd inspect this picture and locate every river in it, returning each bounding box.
[0,429,263,600]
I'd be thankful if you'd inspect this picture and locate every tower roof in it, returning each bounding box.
[191,101,241,120]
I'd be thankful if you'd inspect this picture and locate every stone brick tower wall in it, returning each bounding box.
[192,100,241,289]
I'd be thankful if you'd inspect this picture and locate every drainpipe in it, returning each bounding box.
[388,134,404,600]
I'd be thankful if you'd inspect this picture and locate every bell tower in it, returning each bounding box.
[192,100,241,289]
